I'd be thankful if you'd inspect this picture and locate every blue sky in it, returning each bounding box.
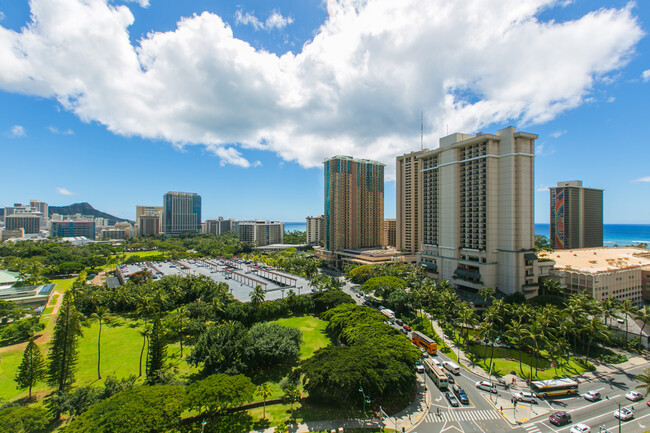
[0,0,648,224]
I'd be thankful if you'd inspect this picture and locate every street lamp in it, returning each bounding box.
[358,386,371,418]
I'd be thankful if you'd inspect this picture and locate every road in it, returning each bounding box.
[337,275,650,433]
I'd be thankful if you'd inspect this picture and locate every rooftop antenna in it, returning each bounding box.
[420,111,423,150]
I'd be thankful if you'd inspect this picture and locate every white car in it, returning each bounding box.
[614,407,634,421]
[583,390,601,402]
[512,391,537,404]
[475,380,498,393]
[626,391,643,401]
[570,424,591,433]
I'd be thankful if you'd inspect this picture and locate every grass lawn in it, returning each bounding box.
[48,294,59,306]
[42,306,54,315]
[272,315,331,360]
[49,278,74,293]
[0,317,197,402]
[467,344,589,380]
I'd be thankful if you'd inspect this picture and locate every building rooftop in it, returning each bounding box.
[542,247,650,273]
[324,155,386,166]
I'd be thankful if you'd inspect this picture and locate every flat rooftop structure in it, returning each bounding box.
[542,247,650,273]
[255,244,310,251]
[116,258,312,302]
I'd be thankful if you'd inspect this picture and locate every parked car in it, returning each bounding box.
[403,324,412,332]
[614,408,634,421]
[475,380,498,394]
[584,391,601,402]
[451,385,469,405]
[400,328,408,335]
[512,391,537,404]
[626,391,643,402]
[570,424,591,433]
[549,411,572,426]
[415,361,425,373]
[420,350,429,358]
[396,319,403,326]
[445,391,460,407]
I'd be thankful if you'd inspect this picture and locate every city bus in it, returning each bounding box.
[424,359,448,390]
[412,331,437,355]
[529,378,579,398]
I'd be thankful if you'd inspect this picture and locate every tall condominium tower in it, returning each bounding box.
[550,181,603,249]
[396,150,428,253]
[162,192,201,235]
[399,127,540,297]
[324,156,384,252]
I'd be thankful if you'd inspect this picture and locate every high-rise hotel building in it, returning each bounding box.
[306,215,325,245]
[136,205,163,236]
[324,156,384,252]
[549,180,603,249]
[162,192,201,235]
[397,127,541,297]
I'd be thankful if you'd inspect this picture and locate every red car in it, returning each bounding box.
[549,411,572,426]
[403,324,412,331]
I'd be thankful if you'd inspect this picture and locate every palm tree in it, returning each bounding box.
[138,323,152,377]
[601,295,621,329]
[522,320,547,379]
[91,306,110,380]
[478,287,495,305]
[251,285,266,305]
[619,300,639,346]
[506,319,526,375]
[636,367,650,396]
[256,382,273,419]
[584,316,609,361]
[635,306,650,350]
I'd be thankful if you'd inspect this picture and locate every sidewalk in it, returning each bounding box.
[256,375,430,433]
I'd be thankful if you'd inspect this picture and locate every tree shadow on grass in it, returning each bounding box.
[249,362,297,385]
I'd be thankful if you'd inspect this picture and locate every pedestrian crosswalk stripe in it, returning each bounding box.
[523,424,540,433]
[424,409,502,423]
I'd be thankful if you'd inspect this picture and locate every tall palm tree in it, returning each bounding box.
[636,367,650,396]
[250,285,266,306]
[256,382,273,419]
[585,316,609,361]
[522,320,547,379]
[601,295,621,329]
[619,300,639,346]
[91,306,110,380]
[506,319,526,375]
[635,306,650,350]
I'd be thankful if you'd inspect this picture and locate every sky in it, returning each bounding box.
[0,0,648,224]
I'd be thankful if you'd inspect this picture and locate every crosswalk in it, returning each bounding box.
[424,409,502,423]
[521,423,541,433]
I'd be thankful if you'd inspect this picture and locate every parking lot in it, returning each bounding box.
[117,258,312,302]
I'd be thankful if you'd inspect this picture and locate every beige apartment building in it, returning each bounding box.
[382,218,396,247]
[543,247,650,306]
[396,151,427,253]
[136,205,163,236]
[323,156,384,252]
[399,127,540,297]
[238,220,284,247]
[549,181,603,249]
[306,215,325,245]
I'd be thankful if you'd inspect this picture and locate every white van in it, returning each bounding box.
[443,361,460,375]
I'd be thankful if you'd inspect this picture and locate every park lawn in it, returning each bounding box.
[48,294,59,306]
[468,344,589,380]
[49,278,74,293]
[272,315,331,360]
[0,346,51,400]
[42,307,54,315]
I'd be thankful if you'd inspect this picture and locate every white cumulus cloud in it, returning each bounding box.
[632,176,650,183]
[56,187,78,196]
[10,125,25,137]
[235,9,293,31]
[121,0,149,8]
[0,0,643,176]
[48,126,75,135]
[643,70,650,82]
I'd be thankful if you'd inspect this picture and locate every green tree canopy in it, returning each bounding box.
[246,322,302,369]
[188,321,251,375]
[0,405,49,433]
[65,385,185,433]
[361,276,407,298]
[15,338,45,399]
[312,289,355,314]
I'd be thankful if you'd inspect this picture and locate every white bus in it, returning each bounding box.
[424,359,448,390]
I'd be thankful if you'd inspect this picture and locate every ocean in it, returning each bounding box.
[285,221,650,248]
[535,223,650,248]
[284,222,307,232]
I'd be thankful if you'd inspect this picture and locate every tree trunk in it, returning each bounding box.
[139,335,146,377]
[97,319,102,380]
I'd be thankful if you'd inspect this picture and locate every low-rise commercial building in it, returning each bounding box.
[542,247,650,306]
